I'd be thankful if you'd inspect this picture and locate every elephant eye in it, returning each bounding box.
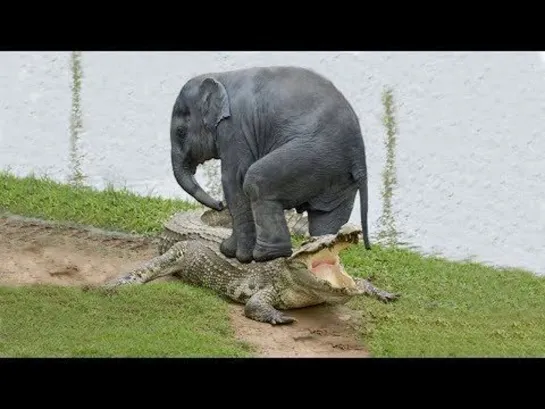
[175,104,190,119]
[175,126,186,140]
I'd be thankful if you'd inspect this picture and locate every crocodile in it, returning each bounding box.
[98,208,399,325]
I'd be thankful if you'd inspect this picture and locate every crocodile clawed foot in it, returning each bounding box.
[355,278,400,303]
[244,308,297,326]
[376,290,400,303]
[244,289,297,325]
[269,313,297,325]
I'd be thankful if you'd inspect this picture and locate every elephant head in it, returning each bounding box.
[170,77,231,211]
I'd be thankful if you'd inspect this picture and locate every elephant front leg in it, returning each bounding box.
[220,186,257,264]
[219,232,237,258]
[227,209,257,263]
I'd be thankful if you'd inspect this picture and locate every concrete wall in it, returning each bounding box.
[1,51,544,274]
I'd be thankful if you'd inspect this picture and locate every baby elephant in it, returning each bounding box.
[169,65,371,263]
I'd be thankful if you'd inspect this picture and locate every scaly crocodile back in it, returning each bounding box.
[163,209,231,243]
[163,207,308,241]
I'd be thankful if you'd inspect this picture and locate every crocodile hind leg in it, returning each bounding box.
[244,286,296,325]
[101,241,189,290]
[354,277,400,303]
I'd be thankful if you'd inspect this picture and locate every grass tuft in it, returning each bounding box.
[0,283,252,357]
[0,170,199,235]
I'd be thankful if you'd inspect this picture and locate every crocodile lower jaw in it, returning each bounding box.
[303,244,357,289]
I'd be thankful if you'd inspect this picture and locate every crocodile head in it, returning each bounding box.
[284,223,363,301]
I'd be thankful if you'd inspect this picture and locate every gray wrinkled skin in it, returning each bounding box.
[169,66,371,265]
[99,208,398,325]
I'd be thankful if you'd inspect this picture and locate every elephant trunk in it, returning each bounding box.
[172,157,224,211]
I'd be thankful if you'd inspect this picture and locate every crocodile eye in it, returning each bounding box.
[301,237,317,245]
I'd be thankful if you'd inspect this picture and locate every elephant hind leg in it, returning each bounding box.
[251,200,293,262]
[243,141,342,262]
[307,189,357,237]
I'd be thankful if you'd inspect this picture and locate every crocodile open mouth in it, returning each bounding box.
[289,223,361,289]
[304,242,357,289]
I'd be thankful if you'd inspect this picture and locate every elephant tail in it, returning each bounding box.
[357,169,371,250]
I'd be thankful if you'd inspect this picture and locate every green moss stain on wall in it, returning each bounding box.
[69,51,85,186]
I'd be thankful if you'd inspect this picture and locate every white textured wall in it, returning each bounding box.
[1,51,544,275]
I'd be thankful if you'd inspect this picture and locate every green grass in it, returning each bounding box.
[0,284,252,357]
[2,170,545,357]
[0,170,199,236]
[0,170,251,357]
[342,246,545,357]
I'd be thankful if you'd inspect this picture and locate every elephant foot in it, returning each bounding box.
[236,248,254,264]
[252,241,293,262]
[221,233,256,263]
[220,236,237,259]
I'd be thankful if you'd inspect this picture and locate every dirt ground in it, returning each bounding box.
[0,214,369,358]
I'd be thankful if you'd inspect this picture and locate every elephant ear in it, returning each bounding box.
[198,77,231,131]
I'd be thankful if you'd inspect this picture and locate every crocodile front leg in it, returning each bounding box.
[354,277,400,302]
[101,241,190,290]
[244,286,296,325]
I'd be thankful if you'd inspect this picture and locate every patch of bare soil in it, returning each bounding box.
[0,214,368,357]
[230,304,368,357]
[0,214,157,287]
